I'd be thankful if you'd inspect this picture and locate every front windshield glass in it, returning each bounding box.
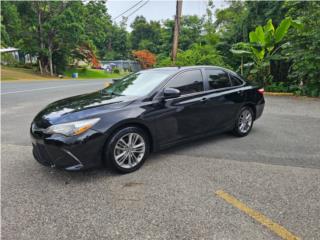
[104,70,175,97]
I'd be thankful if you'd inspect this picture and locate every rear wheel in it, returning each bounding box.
[232,106,254,137]
[105,127,149,173]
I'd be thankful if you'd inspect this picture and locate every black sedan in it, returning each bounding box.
[31,66,265,173]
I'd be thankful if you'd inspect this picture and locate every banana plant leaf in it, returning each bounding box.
[230,49,252,56]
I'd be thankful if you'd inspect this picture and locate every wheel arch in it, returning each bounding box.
[242,103,256,120]
[104,121,154,153]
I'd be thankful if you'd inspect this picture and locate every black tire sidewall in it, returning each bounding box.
[233,106,254,137]
[105,127,150,173]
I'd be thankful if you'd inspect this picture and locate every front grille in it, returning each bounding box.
[32,143,53,166]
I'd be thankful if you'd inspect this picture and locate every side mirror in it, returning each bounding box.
[163,87,181,99]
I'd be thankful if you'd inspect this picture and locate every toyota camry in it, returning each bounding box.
[31,66,265,173]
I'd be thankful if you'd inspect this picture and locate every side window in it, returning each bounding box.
[206,69,231,89]
[166,70,203,95]
[230,74,244,86]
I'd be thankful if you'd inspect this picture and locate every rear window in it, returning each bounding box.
[206,69,231,89]
[230,74,244,86]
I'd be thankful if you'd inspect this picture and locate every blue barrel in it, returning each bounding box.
[72,72,78,78]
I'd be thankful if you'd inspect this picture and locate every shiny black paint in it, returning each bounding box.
[31,66,265,170]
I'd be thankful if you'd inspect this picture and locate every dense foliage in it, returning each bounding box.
[283,1,320,97]
[132,50,156,69]
[1,1,319,96]
[1,1,117,74]
[214,1,320,96]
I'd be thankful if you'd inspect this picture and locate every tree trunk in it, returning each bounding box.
[38,58,43,75]
[49,55,53,76]
[48,45,53,76]
[36,3,45,75]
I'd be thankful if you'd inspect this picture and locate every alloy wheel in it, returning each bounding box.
[238,109,253,134]
[113,133,146,169]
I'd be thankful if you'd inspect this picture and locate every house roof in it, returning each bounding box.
[0,47,19,53]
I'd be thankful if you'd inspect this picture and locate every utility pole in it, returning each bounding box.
[171,0,183,65]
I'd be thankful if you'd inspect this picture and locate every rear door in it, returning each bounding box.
[203,68,245,131]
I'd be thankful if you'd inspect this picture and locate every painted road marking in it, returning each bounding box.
[215,190,300,240]
[1,82,103,95]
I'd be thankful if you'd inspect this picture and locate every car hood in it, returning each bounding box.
[33,90,137,128]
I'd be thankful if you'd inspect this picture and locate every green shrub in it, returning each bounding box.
[157,57,172,67]
[176,44,229,67]
[265,82,290,92]
[1,53,18,65]
[112,68,120,74]
[156,44,229,68]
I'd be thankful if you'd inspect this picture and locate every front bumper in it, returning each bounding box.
[31,128,107,171]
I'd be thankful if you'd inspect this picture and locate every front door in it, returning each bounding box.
[153,69,209,145]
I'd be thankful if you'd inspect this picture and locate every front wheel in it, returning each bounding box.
[105,127,150,173]
[232,106,254,137]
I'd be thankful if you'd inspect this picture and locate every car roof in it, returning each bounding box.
[145,65,233,72]
[140,66,242,81]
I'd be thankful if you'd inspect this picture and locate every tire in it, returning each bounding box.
[105,126,150,173]
[232,106,254,137]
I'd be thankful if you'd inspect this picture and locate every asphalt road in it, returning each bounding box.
[1,79,320,240]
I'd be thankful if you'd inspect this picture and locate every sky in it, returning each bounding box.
[106,0,228,31]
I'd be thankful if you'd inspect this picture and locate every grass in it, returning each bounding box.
[63,68,125,79]
[1,66,58,81]
[1,66,126,81]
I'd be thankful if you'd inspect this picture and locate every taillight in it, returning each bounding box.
[258,88,264,95]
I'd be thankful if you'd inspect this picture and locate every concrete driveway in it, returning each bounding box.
[1,80,320,239]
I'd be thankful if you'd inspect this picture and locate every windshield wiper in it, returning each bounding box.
[101,89,123,96]
[110,91,123,96]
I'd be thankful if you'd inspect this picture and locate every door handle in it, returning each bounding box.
[200,97,208,103]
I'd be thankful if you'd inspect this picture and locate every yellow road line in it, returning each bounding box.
[215,190,300,240]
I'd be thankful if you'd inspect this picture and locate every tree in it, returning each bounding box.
[132,50,156,69]
[283,1,320,97]
[1,16,10,47]
[0,2,22,47]
[13,1,87,75]
[158,19,174,55]
[230,42,251,75]
[214,1,248,68]
[104,24,129,60]
[179,15,203,51]
[245,1,287,30]
[245,18,302,85]
[158,43,227,68]
[3,1,113,74]
[202,0,218,46]
[229,16,302,85]
[83,0,112,59]
[176,44,227,67]
[130,16,162,53]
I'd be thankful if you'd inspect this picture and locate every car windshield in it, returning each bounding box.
[104,70,175,97]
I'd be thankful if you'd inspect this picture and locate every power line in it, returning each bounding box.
[125,0,150,19]
[113,0,144,20]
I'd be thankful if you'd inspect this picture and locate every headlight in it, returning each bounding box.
[44,118,100,136]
